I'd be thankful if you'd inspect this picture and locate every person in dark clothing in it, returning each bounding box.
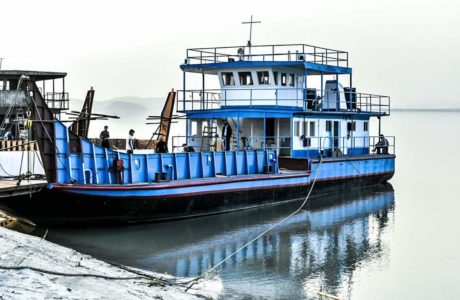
[373,134,389,154]
[127,129,135,154]
[100,126,110,148]
[156,137,168,153]
[221,120,232,151]
[4,130,13,141]
[182,144,195,152]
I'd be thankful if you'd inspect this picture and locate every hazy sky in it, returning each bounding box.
[1,0,459,108]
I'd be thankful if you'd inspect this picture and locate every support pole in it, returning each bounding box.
[182,71,186,111]
[335,73,339,111]
[201,72,205,110]
[349,73,353,111]
[320,71,324,111]
[263,114,266,150]
[237,114,240,150]
[303,69,308,110]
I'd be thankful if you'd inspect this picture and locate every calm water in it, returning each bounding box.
[33,111,460,299]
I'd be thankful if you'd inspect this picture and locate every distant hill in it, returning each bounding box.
[68,96,168,138]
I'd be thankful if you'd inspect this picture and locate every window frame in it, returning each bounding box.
[326,121,332,132]
[257,71,270,85]
[281,73,287,86]
[273,71,279,85]
[289,74,295,87]
[238,71,254,86]
[302,121,308,136]
[294,121,300,137]
[309,121,316,137]
[221,72,235,86]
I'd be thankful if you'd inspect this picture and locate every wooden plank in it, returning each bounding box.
[0,179,47,199]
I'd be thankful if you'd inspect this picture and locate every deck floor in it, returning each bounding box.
[0,179,47,198]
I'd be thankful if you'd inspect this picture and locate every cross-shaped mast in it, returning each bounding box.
[242,15,261,48]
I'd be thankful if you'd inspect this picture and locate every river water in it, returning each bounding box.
[32,111,460,299]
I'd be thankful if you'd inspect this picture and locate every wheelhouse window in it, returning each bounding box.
[257,71,270,85]
[281,73,287,86]
[238,72,253,85]
[289,74,295,87]
[273,71,279,85]
[364,121,369,131]
[309,121,316,136]
[221,72,235,86]
[294,121,300,137]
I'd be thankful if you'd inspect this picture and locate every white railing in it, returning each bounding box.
[185,44,349,67]
[172,135,395,156]
[177,88,390,115]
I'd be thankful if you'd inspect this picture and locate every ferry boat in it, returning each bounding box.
[0,42,395,225]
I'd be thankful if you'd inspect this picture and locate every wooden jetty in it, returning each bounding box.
[0,179,46,199]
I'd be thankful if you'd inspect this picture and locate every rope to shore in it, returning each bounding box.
[185,151,326,291]
[0,264,148,280]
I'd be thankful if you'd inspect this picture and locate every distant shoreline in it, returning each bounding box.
[392,108,460,112]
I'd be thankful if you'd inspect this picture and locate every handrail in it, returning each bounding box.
[172,135,395,156]
[176,88,390,115]
[305,135,395,156]
[44,92,69,110]
[185,43,349,67]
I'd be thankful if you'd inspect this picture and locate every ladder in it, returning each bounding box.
[0,101,17,137]
[14,108,28,140]
[201,125,218,151]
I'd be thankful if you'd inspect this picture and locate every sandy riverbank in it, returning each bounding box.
[0,226,222,299]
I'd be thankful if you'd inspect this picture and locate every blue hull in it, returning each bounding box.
[0,156,395,226]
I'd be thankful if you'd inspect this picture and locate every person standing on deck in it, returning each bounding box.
[156,137,168,153]
[127,129,135,154]
[99,126,110,148]
[221,120,232,151]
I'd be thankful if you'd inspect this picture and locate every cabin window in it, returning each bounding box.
[347,121,356,131]
[273,71,279,85]
[238,72,253,85]
[191,121,198,135]
[221,72,235,86]
[281,73,287,86]
[302,121,308,136]
[289,74,295,87]
[294,121,300,137]
[326,121,332,132]
[364,121,369,131]
[257,71,270,85]
[309,121,316,136]
[1,81,10,90]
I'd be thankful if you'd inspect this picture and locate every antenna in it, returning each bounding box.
[242,15,261,48]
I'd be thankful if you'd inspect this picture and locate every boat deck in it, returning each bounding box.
[0,179,47,199]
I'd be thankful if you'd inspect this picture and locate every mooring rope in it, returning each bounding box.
[0,264,150,281]
[185,152,326,291]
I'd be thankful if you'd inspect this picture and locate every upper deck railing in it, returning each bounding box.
[185,44,349,67]
[177,88,390,116]
[44,92,69,111]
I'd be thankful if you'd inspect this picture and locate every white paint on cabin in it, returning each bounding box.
[217,67,304,108]
[291,117,370,154]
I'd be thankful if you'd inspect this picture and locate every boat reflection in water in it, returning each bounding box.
[42,183,395,299]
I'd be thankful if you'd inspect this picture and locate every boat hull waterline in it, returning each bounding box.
[1,163,394,226]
